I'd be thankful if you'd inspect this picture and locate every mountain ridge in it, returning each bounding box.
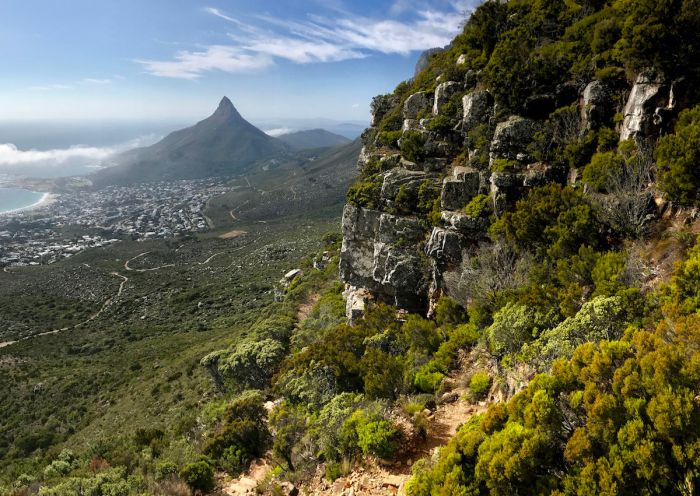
[92,97,290,187]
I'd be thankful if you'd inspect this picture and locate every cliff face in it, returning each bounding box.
[340,65,687,319]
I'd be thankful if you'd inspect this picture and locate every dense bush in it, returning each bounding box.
[656,105,700,206]
[179,460,215,493]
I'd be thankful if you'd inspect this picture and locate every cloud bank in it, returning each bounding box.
[138,1,475,79]
[0,135,159,176]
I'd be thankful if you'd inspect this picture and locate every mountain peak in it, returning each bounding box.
[212,96,241,121]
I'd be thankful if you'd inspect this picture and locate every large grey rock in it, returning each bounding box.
[581,81,612,130]
[620,70,670,141]
[340,204,381,289]
[380,167,433,205]
[344,285,371,322]
[441,167,480,211]
[426,228,463,264]
[441,211,489,238]
[433,81,462,116]
[489,116,540,165]
[462,91,494,131]
[403,92,433,120]
[377,213,427,245]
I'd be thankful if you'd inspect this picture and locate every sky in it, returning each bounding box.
[0,0,477,124]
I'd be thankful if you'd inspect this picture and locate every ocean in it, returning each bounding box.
[0,188,46,214]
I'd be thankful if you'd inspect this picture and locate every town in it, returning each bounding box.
[0,179,232,267]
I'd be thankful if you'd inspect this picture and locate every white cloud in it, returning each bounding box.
[136,45,273,79]
[0,144,114,166]
[83,78,112,84]
[264,128,295,137]
[139,2,475,79]
[0,135,159,171]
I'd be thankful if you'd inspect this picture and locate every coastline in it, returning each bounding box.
[0,191,56,216]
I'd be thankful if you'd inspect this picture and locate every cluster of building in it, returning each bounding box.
[0,229,119,267]
[0,179,232,267]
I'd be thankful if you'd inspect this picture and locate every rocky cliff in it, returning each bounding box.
[340,63,689,319]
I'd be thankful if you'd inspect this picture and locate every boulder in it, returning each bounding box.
[380,168,432,204]
[581,80,613,130]
[462,90,494,131]
[340,204,381,289]
[441,210,489,238]
[403,118,419,132]
[620,70,670,141]
[344,285,371,322]
[426,228,463,264]
[433,81,462,115]
[403,92,433,120]
[489,116,540,165]
[441,167,480,211]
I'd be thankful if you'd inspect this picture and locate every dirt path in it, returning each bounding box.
[124,252,175,272]
[306,374,488,496]
[198,252,224,265]
[221,459,272,496]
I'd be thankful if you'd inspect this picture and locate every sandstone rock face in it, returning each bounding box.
[441,167,480,211]
[441,211,489,238]
[403,92,433,120]
[426,228,463,264]
[620,70,670,141]
[340,204,429,314]
[462,90,494,131]
[340,204,381,290]
[433,81,462,115]
[581,80,612,130]
[490,116,541,165]
[380,168,432,205]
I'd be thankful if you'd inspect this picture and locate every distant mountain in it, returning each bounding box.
[92,97,289,186]
[277,129,351,150]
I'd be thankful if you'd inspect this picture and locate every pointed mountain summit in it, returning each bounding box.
[92,97,289,186]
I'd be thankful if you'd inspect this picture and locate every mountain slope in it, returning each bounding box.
[92,97,289,186]
[277,129,351,150]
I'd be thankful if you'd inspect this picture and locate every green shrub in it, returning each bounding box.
[413,367,445,394]
[400,131,427,162]
[377,130,402,148]
[656,105,700,206]
[179,460,215,493]
[347,180,381,209]
[582,151,624,192]
[468,372,491,399]
[346,410,399,459]
[463,194,491,218]
[426,115,456,134]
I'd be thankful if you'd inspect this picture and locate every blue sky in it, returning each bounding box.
[0,0,476,124]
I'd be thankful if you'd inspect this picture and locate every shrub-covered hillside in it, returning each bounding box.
[4,0,700,495]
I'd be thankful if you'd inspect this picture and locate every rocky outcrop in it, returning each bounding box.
[490,116,541,166]
[433,81,462,115]
[441,166,480,211]
[620,70,670,141]
[462,91,494,131]
[403,92,433,120]
[340,204,429,312]
[341,64,684,319]
[581,81,612,130]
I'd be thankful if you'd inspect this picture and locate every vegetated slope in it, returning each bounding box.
[206,138,361,223]
[6,1,700,495]
[92,97,290,186]
[277,129,351,150]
